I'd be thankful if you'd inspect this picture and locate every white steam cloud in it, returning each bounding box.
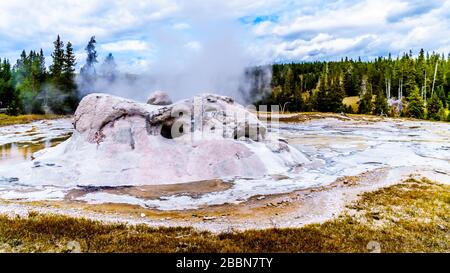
[77,11,271,104]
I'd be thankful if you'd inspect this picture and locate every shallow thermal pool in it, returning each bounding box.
[0,117,449,210]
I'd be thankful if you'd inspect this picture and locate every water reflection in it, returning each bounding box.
[0,135,71,162]
[0,119,73,164]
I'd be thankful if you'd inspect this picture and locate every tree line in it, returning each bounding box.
[2,40,450,122]
[0,35,117,115]
[248,49,450,121]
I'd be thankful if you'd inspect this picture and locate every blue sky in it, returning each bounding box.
[0,0,449,73]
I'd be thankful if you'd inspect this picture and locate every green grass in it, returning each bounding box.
[0,114,67,127]
[0,178,449,253]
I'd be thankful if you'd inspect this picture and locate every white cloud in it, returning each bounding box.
[0,0,449,70]
[173,23,191,30]
[126,58,151,73]
[254,0,396,37]
[184,41,202,51]
[0,0,179,51]
[101,40,150,52]
[249,0,450,61]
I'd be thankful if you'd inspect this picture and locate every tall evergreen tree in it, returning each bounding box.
[343,68,358,96]
[46,35,67,114]
[315,74,330,112]
[359,90,373,114]
[328,76,345,113]
[80,36,98,76]
[79,36,98,93]
[63,41,76,88]
[406,86,425,119]
[373,87,389,115]
[0,59,19,114]
[62,41,79,112]
[49,35,65,87]
[39,49,46,77]
[427,93,443,120]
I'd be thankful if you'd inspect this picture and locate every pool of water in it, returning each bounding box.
[0,119,73,163]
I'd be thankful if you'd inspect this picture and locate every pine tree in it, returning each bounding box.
[62,42,76,79]
[79,36,98,93]
[315,74,330,112]
[427,93,443,120]
[343,68,358,96]
[13,50,28,85]
[328,76,345,113]
[406,86,425,119]
[29,50,44,94]
[373,88,389,116]
[45,36,79,114]
[80,36,98,76]
[49,35,65,88]
[9,50,45,113]
[86,36,98,67]
[437,107,447,121]
[403,67,416,98]
[358,89,373,114]
[62,41,79,112]
[358,77,373,114]
[39,49,46,77]
[63,41,76,88]
[293,89,304,112]
[283,67,294,96]
[435,85,446,108]
[0,59,19,114]
[447,92,450,108]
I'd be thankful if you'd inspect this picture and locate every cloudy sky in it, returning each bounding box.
[1,0,449,73]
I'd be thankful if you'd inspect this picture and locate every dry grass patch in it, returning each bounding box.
[343,96,360,113]
[0,114,67,127]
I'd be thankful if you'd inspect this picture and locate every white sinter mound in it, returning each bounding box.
[30,93,308,186]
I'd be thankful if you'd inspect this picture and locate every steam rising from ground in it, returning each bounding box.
[78,17,272,104]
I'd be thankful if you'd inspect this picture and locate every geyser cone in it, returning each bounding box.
[27,93,309,186]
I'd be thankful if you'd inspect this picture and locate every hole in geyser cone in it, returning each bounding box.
[161,123,184,139]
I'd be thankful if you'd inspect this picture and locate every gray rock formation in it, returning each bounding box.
[147,91,172,105]
[74,93,266,144]
[35,93,308,186]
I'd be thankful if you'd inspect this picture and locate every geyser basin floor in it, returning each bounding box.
[0,114,449,231]
[0,177,449,253]
[0,175,450,253]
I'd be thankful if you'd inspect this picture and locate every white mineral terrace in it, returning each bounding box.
[0,94,449,211]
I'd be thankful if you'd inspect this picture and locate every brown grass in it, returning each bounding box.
[0,178,448,253]
[0,114,68,127]
[342,96,360,112]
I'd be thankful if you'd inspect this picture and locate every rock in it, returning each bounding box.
[73,94,151,143]
[147,91,172,105]
[66,241,81,253]
[434,169,447,175]
[33,93,309,187]
[0,243,12,253]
